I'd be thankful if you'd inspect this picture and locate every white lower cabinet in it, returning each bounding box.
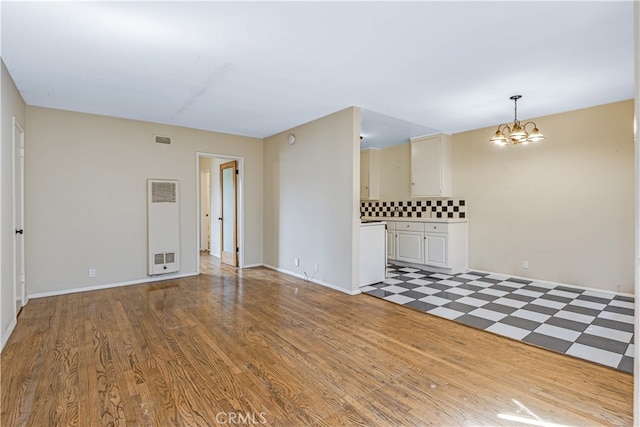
[384,220,468,274]
[424,233,447,267]
[386,230,396,260]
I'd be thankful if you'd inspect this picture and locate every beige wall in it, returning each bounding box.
[25,107,263,296]
[372,101,634,293]
[263,107,361,293]
[453,100,634,293]
[1,59,26,348]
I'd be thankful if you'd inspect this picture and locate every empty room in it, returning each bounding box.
[1,2,638,426]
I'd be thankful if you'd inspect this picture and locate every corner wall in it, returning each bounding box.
[25,106,263,296]
[263,107,361,293]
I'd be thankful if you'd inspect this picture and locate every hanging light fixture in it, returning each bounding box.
[490,95,545,146]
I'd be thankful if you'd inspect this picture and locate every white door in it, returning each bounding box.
[13,117,26,315]
[386,230,396,260]
[425,233,448,267]
[396,231,423,264]
[219,160,238,266]
[200,170,211,251]
[411,136,442,197]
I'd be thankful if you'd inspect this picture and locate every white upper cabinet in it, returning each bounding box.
[360,148,380,200]
[410,133,452,198]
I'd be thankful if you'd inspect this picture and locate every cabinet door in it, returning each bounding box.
[410,134,451,197]
[396,231,423,264]
[424,233,448,267]
[360,150,370,199]
[386,230,396,260]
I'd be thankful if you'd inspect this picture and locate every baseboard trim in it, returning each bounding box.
[28,272,199,300]
[467,268,634,298]
[1,318,17,353]
[262,264,360,296]
[242,263,264,268]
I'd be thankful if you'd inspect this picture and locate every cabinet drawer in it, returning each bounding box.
[424,222,448,233]
[396,221,424,232]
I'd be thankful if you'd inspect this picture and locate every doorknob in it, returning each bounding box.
[15,229,23,235]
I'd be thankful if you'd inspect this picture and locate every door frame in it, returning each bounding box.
[12,116,26,316]
[195,152,244,271]
[199,168,211,251]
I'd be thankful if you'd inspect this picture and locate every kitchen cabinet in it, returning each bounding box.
[379,219,468,274]
[360,148,380,200]
[410,133,452,198]
[424,223,448,267]
[395,221,424,264]
[386,221,396,260]
[423,222,468,272]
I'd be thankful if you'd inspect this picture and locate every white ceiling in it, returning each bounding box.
[1,1,634,148]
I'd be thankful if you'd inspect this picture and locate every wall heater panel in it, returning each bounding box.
[148,179,180,275]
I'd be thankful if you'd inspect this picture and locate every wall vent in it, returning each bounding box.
[148,179,180,275]
[155,135,172,145]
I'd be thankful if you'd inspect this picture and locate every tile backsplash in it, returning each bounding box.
[361,199,466,219]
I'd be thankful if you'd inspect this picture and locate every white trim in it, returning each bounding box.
[242,263,263,268]
[28,272,198,300]
[0,318,17,353]
[263,264,361,296]
[468,268,634,298]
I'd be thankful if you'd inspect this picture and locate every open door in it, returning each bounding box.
[13,117,26,315]
[219,160,238,266]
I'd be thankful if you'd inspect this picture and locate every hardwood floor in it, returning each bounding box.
[1,255,633,426]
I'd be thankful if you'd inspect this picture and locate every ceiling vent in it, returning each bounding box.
[155,135,171,145]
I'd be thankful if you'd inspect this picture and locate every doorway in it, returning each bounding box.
[13,117,26,316]
[196,153,243,272]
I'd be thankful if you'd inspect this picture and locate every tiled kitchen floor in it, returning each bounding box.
[362,264,635,374]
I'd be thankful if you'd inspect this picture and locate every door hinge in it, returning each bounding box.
[19,148,25,158]
[235,169,239,175]
[236,247,239,253]
[20,274,25,284]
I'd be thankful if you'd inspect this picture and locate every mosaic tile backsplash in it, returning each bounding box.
[361,199,466,219]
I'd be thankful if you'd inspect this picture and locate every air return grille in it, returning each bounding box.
[155,135,171,145]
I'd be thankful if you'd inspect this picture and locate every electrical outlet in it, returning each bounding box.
[88,268,96,278]
[522,260,529,269]
[294,258,300,267]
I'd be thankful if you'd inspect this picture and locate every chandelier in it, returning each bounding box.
[490,95,544,145]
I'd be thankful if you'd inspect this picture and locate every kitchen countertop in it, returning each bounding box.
[361,216,468,224]
[360,220,387,227]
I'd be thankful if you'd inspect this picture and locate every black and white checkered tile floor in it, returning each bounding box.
[362,264,635,374]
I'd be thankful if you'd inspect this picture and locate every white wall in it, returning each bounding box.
[25,106,263,296]
[263,107,361,293]
[1,59,26,349]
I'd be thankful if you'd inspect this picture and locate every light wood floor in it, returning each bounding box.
[1,255,633,426]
